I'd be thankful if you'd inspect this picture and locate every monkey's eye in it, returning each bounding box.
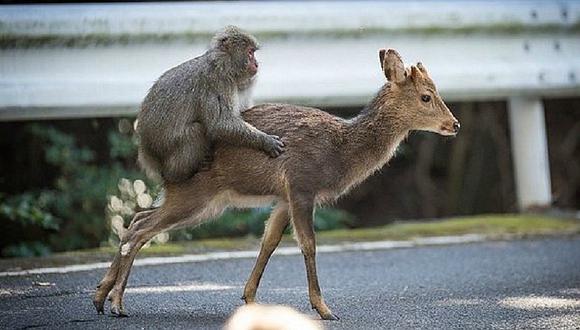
[421,95,431,103]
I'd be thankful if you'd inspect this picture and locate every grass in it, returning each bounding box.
[1,214,578,272]
[317,214,580,242]
[90,237,256,256]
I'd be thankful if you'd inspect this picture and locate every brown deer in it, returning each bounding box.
[93,49,459,320]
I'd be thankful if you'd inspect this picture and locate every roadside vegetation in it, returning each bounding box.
[0,122,351,258]
[2,114,579,259]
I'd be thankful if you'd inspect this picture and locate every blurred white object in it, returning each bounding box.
[224,304,322,330]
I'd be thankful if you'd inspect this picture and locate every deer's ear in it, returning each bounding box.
[411,65,424,82]
[378,49,386,71]
[416,62,429,77]
[383,49,406,83]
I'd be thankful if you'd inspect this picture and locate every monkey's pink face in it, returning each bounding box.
[247,47,258,76]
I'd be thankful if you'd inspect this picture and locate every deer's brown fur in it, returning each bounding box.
[93,49,459,320]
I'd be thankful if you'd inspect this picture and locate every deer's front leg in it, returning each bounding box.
[243,202,290,303]
[290,195,338,321]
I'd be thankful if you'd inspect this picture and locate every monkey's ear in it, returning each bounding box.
[378,49,386,71]
[383,49,406,83]
[217,36,230,51]
[210,29,231,52]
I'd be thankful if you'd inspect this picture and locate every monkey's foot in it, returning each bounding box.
[200,161,212,171]
[199,153,214,171]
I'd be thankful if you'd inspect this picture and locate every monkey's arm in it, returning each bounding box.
[207,104,284,157]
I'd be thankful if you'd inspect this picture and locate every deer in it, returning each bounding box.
[93,49,460,320]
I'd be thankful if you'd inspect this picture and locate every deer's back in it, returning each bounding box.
[209,103,348,196]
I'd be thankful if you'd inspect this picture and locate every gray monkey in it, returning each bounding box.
[136,26,284,184]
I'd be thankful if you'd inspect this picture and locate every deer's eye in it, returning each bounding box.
[421,95,431,103]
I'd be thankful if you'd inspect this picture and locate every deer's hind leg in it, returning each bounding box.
[93,209,155,314]
[242,201,290,303]
[107,213,168,316]
[93,253,121,314]
[107,187,227,317]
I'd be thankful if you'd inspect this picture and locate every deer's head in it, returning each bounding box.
[378,49,460,136]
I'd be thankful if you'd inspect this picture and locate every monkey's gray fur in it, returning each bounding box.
[137,26,285,184]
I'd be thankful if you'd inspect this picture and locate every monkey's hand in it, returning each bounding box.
[263,134,285,158]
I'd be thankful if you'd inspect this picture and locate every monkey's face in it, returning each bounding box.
[213,26,260,80]
[246,46,259,76]
[232,43,259,78]
[229,44,259,81]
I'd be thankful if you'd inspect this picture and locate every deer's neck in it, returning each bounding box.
[341,87,410,185]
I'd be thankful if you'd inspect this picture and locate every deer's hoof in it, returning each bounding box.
[313,306,339,321]
[241,295,255,304]
[110,305,128,317]
[93,299,105,315]
[321,313,340,321]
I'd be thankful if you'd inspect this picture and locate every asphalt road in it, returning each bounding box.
[1,237,579,329]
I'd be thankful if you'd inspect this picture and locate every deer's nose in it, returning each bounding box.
[453,121,461,133]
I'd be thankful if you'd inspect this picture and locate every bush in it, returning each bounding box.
[0,123,145,256]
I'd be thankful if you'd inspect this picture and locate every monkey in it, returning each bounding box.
[136,26,285,184]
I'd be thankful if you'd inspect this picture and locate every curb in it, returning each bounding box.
[0,234,485,277]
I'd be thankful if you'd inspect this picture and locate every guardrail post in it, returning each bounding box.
[507,96,552,210]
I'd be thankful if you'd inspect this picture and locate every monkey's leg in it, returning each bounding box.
[289,193,338,321]
[93,210,153,314]
[242,202,290,303]
[161,124,210,183]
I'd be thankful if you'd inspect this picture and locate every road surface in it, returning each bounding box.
[1,237,579,329]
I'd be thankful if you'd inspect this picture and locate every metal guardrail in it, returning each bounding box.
[1,1,579,120]
[2,1,577,39]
